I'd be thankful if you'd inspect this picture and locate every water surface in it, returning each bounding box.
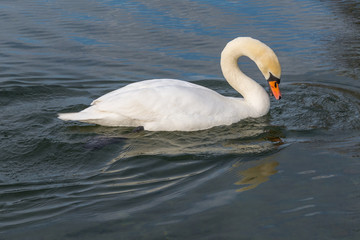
[1,0,360,239]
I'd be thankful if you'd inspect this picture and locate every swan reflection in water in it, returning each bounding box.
[234,161,279,192]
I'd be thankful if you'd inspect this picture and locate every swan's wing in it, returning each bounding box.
[91,79,199,105]
[60,79,248,130]
[90,79,234,124]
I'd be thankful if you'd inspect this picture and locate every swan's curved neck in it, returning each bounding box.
[220,37,270,115]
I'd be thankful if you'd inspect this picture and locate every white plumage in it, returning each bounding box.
[58,37,282,131]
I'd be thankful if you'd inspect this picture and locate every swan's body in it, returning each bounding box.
[58,37,281,131]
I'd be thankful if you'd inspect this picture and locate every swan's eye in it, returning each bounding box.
[267,72,280,84]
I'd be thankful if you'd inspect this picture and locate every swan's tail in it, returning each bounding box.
[58,108,121,126]
[58,112,102,122]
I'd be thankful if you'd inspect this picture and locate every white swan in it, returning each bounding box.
[58,37,281,131]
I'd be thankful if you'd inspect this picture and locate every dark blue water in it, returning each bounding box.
[1,0,360,239]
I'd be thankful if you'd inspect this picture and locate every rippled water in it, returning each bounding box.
[1,0,360,239]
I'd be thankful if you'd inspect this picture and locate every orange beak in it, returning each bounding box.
[268,81,281,100]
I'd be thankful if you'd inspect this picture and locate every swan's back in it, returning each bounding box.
[92,79,201,105]
[59,79,249,131]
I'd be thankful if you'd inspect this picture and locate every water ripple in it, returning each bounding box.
[271,81,360,131]
[1,0,360,238]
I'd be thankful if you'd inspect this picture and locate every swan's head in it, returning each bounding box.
[267,73,281,100]
[251,39,282,100]
[222,37,282,100]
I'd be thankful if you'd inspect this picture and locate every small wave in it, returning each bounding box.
[271,82,360,131]
[0,115,284,232]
